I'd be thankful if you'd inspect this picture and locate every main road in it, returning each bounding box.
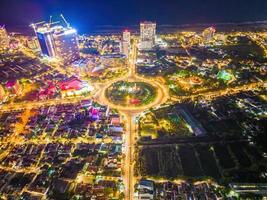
[94,39,169,200]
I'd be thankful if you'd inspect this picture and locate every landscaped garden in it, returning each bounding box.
[138,106,191,140]
[105,81,157,107]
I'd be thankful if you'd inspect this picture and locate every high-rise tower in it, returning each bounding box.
[33,16,80,64]
[122,30,131,57]
[139,21,156,50]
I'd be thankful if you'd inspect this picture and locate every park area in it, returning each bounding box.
[138,106,192,140]
[105,81,157,107]
[165,70,219,96]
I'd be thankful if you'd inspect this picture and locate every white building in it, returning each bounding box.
[122,41,130,57]
[123,30,131,44]
[122,30,131,57]
[135,180,155,200]
[139,21,156,50]
[0,25,9,49]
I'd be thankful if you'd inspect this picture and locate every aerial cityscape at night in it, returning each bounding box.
[0,0,267,199]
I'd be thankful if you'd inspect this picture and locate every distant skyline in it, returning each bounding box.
[0,0,267,33]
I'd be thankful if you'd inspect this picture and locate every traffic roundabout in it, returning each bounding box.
[105,80,156,107]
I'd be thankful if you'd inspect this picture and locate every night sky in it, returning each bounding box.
[0,0,267,33]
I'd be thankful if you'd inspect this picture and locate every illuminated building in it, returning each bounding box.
[0,25,9,49]
[0,84,6,102]
[122,40,130,58]
[5,80,22,96]
[9,39,20,50]
[137,180,155,200]
[71,58,91,76]
[39,83,57,100]
[58,77,93,97]
[36,26,57,57]
[26,37,40,50]
[139,21,156,50]
[123,30,131,44]
[53,28,80,64]
[122,30,131,57]
[34,19,80,64]
[202,27,216,42]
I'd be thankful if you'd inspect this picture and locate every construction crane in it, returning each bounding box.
[29,21,46,34]
[32,21,46,26]
[47,16,62,28]
[60,14,70,28]
[29,21,46,29]
[46,21,61,28]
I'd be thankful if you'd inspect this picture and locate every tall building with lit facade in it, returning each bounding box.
[122,30,131,57]
[123,30,131,44]
[0,84,6,102]
[139,21,156,50]
[36,26,56,57]
[35,23,79,64]
[0,25,9,49]
[53,28,80,65]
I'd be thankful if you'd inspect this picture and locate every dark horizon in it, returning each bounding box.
[1,0,267,33]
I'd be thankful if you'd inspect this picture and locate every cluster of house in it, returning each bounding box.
[71,54,125,79]
[0,79,22,103]
[38,76,93,99]
[0,110,22,138]
[0,100,125,199]
[135,180,223,200]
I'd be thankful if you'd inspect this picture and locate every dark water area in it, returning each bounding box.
[6,21,267,37]
[1,0,267,35]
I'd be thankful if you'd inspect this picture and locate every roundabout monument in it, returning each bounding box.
[105,81,157,107]
[95,75,168,112]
